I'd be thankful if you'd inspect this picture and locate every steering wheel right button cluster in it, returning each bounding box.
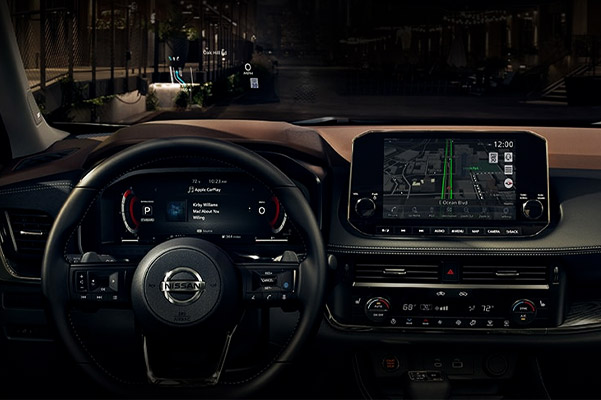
[510,299,537,326]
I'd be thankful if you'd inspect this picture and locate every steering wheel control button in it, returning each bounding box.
[522,199,545,220]
[364,297,391,323]
[76,271,87,292]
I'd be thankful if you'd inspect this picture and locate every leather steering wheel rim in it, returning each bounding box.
[41,136,327,397]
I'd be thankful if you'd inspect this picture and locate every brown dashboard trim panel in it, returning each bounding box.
[2,121,600,191]
[315,125,601,169]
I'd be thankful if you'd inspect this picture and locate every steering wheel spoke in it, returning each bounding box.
[143,325,238,387]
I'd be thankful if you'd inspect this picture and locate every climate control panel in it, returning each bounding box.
[346,288,561,330]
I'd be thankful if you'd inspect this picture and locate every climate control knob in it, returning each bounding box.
[522,199,544,220]
[510,299,537,325]
[364,297,391,323]
[355,197,376,218]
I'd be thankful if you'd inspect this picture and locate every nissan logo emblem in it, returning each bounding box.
[160,267,206,305]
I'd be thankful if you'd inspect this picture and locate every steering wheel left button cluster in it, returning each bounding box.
[69,252,134,302]
[71,266,134,303]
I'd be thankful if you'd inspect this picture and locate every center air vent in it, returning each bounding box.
[355,263,439,283]
[462,265,548,285]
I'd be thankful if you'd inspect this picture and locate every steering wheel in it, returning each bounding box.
[41,137,326,397]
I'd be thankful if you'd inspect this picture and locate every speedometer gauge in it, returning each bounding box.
[120,188,140,235]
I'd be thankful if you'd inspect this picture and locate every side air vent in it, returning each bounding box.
[462,265,548,284]
[355,263,439,283]
[4,210,53,259]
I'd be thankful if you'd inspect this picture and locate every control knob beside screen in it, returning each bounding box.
[522,199,544,220]
[355,197,376,218]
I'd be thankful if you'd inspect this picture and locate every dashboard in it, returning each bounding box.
[3,120,601,397]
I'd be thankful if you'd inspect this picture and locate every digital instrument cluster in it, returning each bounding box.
[99,168,294,246]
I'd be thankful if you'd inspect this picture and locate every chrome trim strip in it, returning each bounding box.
[0,211,40,282]
[0,239,40,281]
[19,230,43,236]
[352,282,549,290]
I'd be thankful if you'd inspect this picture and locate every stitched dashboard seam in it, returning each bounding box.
[0,182,73,195]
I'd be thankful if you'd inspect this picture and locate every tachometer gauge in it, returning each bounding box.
[120,188,140,235]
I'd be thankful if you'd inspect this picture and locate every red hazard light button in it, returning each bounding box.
[442,265,460,282]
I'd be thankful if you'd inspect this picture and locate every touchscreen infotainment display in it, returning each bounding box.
[382,138,517,221]
[348,131,549,237]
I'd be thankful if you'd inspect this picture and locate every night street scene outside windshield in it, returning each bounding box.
[9,0,601,125]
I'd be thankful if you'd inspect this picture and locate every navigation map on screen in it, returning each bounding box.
[382,138,517,220]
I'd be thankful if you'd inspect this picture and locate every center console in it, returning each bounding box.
[329,131,564,332]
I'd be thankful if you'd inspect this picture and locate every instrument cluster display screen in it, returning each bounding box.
[99,169,293,245]
[382,138,517,221]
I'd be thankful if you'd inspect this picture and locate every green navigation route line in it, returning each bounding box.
[449,139,453,199]
[440,139,448,199]
[440,139,454,199]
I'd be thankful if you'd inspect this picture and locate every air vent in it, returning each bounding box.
[462,265,548,284]
[13,148,76,171]
[355,263,439,283]
[4,210,53,259]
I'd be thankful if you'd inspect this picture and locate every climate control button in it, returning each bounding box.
[364,297,391,322]
[510,299,537,325]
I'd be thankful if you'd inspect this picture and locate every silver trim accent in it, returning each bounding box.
[19,230,43,236]
[383,268,407,276]
[495,270,520,277]
[352,282,549,290]
[0,211,41,281]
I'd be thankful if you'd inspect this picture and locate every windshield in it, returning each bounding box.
[8,0,601,125]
